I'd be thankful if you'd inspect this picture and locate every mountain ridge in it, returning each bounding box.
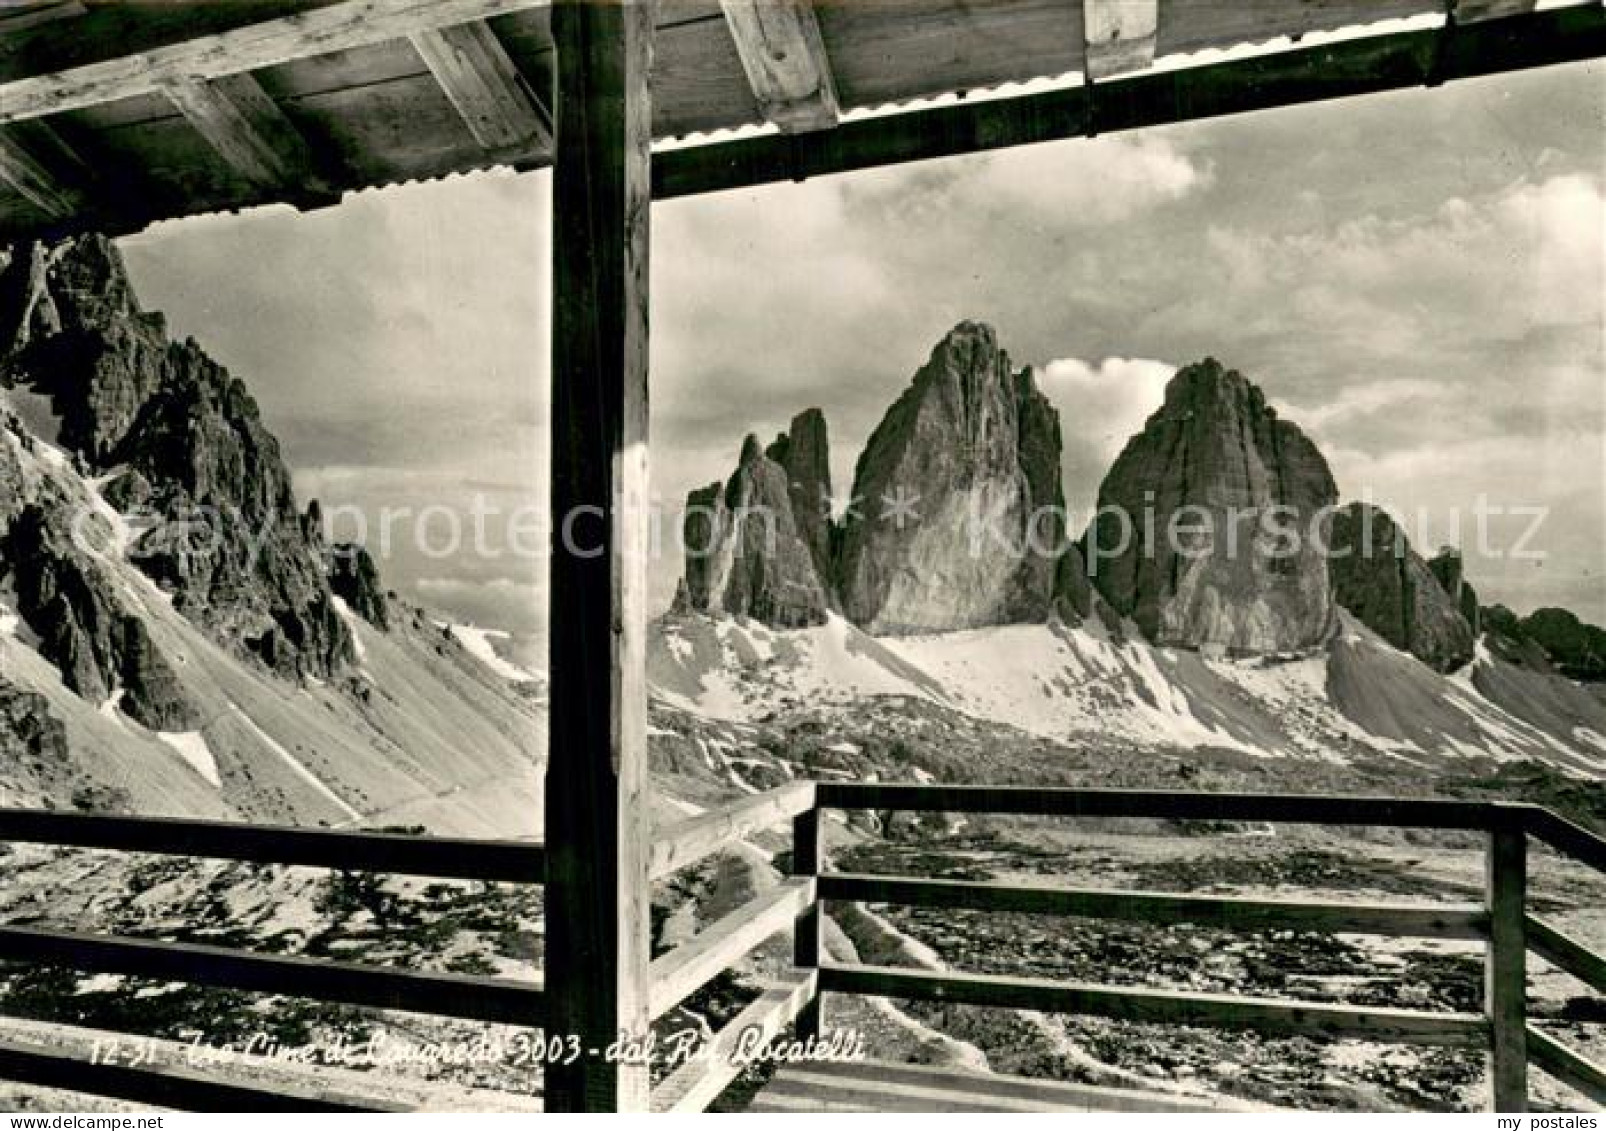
[0,235,542,830]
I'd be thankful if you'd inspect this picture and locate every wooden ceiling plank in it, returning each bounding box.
[654,4,1606,199]
[1084,0,1157,80]
[0,1,85,35]
[162,73,323,193]
[408,19,551,154]
[0,0,553,126]
[0,123,85,219]
[719,0,839,134]
[1454,0,1539,21]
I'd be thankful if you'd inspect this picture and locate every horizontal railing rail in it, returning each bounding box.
[819,963,1490,1048]
[649,877,815,1020]
[1527,916,1606,994]
[1528,1027,1606,1105]
[0,808,546,882]
[819,873,1489,939]
[649,780,815,880]
[1523,806,1606,873]
[815,782,1505,828]
[0,925,545,1025]
[0,1039,400,1113]
[790,785,1606,1115]
[0,808,548,1111]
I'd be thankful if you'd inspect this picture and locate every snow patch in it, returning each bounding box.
[330,595,368,662]
[229,706,364,823]
[73,973,127,995]
[157,730,221,788]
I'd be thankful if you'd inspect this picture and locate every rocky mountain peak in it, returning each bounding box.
[676,426,831,628]
[675,322,1094,635]
[764,408,834,584]
[1086,358,1338,652]
[0,233,383,707]
[833,320,1081,634]
[1328,503,1475,672]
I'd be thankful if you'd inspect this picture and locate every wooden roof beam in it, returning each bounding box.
[719,0,840,134]
[654,4,1606,200]
[1454,0,1541,21]
[0,123,87,221]
[0,0,553,126]
[0,1,86,35]
[162,74,329,197]
[1083,0,1159,81]
[409,20,552,157]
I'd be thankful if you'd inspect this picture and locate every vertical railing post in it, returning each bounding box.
[1486,820,1528,1112]
[545,0,655,1113]
[792,802,824,1040]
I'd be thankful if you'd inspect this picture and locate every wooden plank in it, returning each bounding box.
[0,122,84,219]
[718,0,839,133]
[814,783,1496,830]
[0,1038,394,1114]
[649,877,815,1019]
[652,970,818,1113]
[0,925,543,1026]
[1527,916,1606,993]
[758,1058,1258,1113]
[408,19,552,155]
[161,72,328,195]
[1486,828,1528,1112]
[1525,806,1606,873]
[829,1059,1264,1111]
[1528,1026,1606,1108]
[650,10,763,138]
[820,963,1490,1048]
[0,808,544,883]
[654,5,1606,199]
[1084,0,1158,80]
[822,874,1488,939]
[1456,0,1541,22]
[650,780,815,879]
[0,0,555,125]
[1155,0,1441,58]
[817,0,1080,116]
[0,1,84,36]
[793,806,824,1039]
[543,0,653,1112]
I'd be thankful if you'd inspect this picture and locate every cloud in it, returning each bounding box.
[1185,172,1604,369]
[838,134,1213,229]
[415,577,545,635]
[1036,356,1176,515]
[1325,428,1605,623]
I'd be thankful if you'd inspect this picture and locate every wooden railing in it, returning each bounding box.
[647,783,1606,1114]
[0,785,1601,1113]
[0,809,547,1111]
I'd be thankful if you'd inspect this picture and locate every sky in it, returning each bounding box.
[118,57,1604,640]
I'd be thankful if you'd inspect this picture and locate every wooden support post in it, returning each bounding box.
[1486,826,1527,1112]
[544,0,654,1114]
[792,805,824,1040]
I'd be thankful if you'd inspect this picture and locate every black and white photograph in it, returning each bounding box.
[0,0,1601,1117]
